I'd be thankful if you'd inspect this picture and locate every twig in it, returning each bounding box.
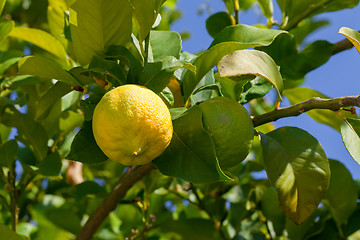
[76,162,156,240]
[252,95,360,127]
[332,31,359,55]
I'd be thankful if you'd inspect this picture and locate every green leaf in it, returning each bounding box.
[256,0,273,19]
[45,207,82,234]
[9,27,66,60]
[260,127,330,224]
[0,224,23,240]
[257,34,334,80]
[47,0,67,42]
[0,0,5,15]
[38,151,62,176]
[218,49,283,101]
[2,108,48,162]
[210,24,286,48]
[18,56,81,86]
[339,27,360,54]
[150,30,181,61]
[341,118,360,165]
[153,106,230,183]
[240,76,273,103]
[190,69,216,105]
[0,139,18,167]
[140,56,189,93]
[290,19,329,45]
[182,24,286,104]
[35,81,72,120]
[206,12,233,38]
[69,0,132,65]
[261,187,285,235]
[323,159,357,226]
[67,121,108,164]
[59,110,84,136]
[284,87,353,132]
[0,18,14,42]
[80,92,104,121]
[0,123,11,144]
[131,0,162,45]
[280,0,359,30]
[157,218,223,240]
[105,45,144,83]
[0,50,22,77]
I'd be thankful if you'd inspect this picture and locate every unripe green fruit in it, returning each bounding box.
[199,97,254,169]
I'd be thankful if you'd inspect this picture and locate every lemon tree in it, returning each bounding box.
[0,0,359,240]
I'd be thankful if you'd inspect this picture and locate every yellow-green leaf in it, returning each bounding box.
[9,27,67,60]
[339,27,360,54]
[218,49,283,102]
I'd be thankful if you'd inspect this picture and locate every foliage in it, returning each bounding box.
[0,0,359,239]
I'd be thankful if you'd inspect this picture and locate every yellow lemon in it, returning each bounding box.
[199,97,254,169]
[92,84,173,166]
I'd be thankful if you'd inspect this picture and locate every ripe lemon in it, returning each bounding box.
[92,84,173,166]
[199,97,254,169]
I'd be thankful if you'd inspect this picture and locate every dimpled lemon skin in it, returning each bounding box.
[199,97,254,169]
[92,84,173,166]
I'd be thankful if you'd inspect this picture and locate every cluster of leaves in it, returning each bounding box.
[0,0,360,239]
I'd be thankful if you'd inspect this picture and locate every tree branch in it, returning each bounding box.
[252,95,360,127]
[332,31,359,55]
[76,162,156,240]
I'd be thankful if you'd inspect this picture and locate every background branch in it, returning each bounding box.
[252,95,360,127]
[76,162,156,240]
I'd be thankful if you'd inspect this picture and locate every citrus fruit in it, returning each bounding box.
[199,97,254,169]
[92,84,173,166]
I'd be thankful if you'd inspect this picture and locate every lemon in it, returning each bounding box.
[92,84,173,166]
[199,97,254,169]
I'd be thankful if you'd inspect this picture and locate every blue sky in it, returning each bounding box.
[171,0,360,179]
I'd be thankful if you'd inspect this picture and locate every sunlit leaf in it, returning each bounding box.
[257,0,273,19]
[339,27,360,54]
[0,18,14,42]
[323,159,357,226]
[218,49,283,101]
[47,0,68,43]
[150,30,181,61]
[131,0,162,45]
[341,118,360,165]
[18,56,81,86]
[182,24,286,104]
[35,81,72,120]
[260,127,330,224]
[9,27,66,60]
[0,0,5,15]
[69,0,132,65]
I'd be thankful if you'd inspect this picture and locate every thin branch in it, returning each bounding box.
[332,31,359,55]
[252,95,360,127]
[76,162,156,240]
